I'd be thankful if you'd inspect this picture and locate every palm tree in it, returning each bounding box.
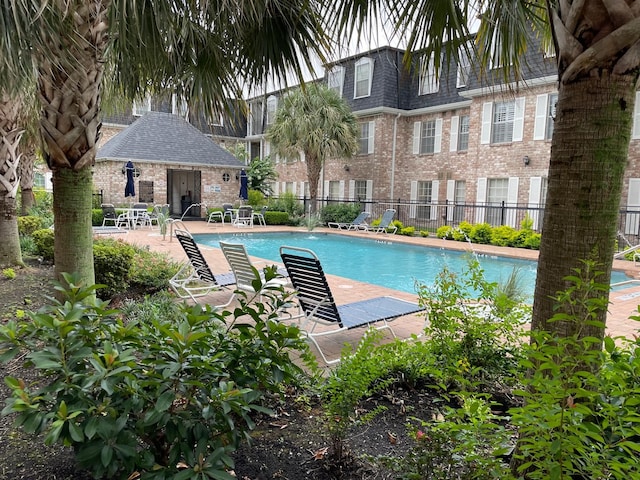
[1,0,328,288]
[266,83,359,213]
[0,92,24,266]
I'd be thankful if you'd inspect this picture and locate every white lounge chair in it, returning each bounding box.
[327,211,370,230]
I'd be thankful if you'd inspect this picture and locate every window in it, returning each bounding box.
[456,45,471,88]
[354,57,373,98]
[358,121,374,154]
[328,180,340,200]
[486,178,509,226]
[481,98,525,144]
[248,100,263,136]
[492,102,515,144]
[133,96,151,116]
[419,53,439,95]
[416,181,433,219]
[354,180,367,200]
[211,112,224,127]
[172,94,189,119]
[534,93,557,140]
[634,91,640,139]
[413,119,442,154]
[266,96,277,126]
[327,66,345,97]
[458,115,470,151]
[453,180,466,223]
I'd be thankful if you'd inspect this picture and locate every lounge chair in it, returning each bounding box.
[327,211,370,230]
[279,245,423,364]
[220,241,289,295]
[170,229,236,306]
[361,209,397,234]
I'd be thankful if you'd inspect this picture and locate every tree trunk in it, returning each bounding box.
[18,146,36,215]
[0,95,24,267]
[531,74,636,345]
[306,153,322,214]
[53,167,95,286]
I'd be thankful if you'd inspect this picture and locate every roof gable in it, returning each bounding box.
[97,112,243,168]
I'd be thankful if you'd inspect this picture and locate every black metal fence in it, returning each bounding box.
[288,196,640,253]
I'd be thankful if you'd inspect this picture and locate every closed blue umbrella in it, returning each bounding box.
[124,160,135,198]
[239,168,248,201]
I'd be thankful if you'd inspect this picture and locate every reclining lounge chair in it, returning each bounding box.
[361,208,397,234]
[279,245,423,364]
[327,211,371,230]
[170,229,236,306]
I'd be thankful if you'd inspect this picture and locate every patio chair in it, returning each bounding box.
[327,211,370,230]
[361,209,397,234]
[149,204,170,227]
[170,229,236,307]
[101,203,129,228]
[279,245,423,364]
[233,206,253,228]
[220,241,289,295]
[131,203,151,228]
[208,203,234,225]
[252,205,268,226]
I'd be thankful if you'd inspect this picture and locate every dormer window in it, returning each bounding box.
[354,57,374,99]
[327,66,345,97]
[266,95,277,126]
[133,96,151,116]
[419,53,440,95]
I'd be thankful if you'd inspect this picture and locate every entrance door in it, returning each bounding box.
[167,169,202,217]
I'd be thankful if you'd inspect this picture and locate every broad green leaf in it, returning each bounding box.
[156,390,175,412]
[101,445,113,467]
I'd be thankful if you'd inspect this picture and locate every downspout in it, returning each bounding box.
[390,112,401,199]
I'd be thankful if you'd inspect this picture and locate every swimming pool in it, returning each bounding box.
[194,232,631,297]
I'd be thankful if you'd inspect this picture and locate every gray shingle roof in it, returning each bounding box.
[97,112,243,167]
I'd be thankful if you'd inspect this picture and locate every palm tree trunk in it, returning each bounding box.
[306,154,322,214]
[18,146,36,215]
[531,74,636,345]
[0,95,24,267]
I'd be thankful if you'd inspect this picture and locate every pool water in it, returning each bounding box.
[194,232,631,298]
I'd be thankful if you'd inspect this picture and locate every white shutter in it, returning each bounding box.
[273,182,279,195]
[367,121,375,154]
[475,177,487,223]
[264,141,271,157]
[446,179,456,221]
[299,182,306,197]
[323,180,329,200]
[450,115,459,152]
[625,178,640,234]
[291,182,297,195]
[506,177,520,227]
[512,97,525,142]
[366,180,373,202]
[528,176,542,230]
[348,180,355,200]
[339,180,345,200]
[533,95,548,140]
[633,91,640,139]
[409,181,418,218]
[413,122,421,154]
[434,118,443,153]
[480,103,492,144]
[430,180,440,220]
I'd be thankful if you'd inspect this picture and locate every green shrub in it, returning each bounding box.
[452,221,473,241]
[91,208,103,226]
[19,235,37,256]
[93,238,135,298]
[269,192,303,217]
[490,225,516,247]
[264,211,289,225]
[391,220,403,234]
[247,189,265,207]
[128,246,180,293]
[436,225,454,239]
[470,222,492,244]
[523,232,541,250]
[419,229,431,238]
[509,229,531,248]
[3,268,16,280]
[17,215,43,236]
[32,228,54,261]
[0,273,311,480]
[399,225,415,236]
[320,203,362,225]
[520,215,534,231]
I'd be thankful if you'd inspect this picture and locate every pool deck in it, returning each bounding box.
[117,221,640,365]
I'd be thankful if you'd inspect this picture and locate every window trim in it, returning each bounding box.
[419,53,440,95]
[354,57,374,99]
[266,95,277,126]
[327,66,345,97]
[132,96,152,116]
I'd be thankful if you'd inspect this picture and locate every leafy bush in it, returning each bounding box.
[264,211,289,225]
[391,220,403,234]
[490,225,517,247]
[27,190,53,227]
[523,232,541,249]
[19,234,37,256]
[32,228,54,261]
[469,222,492,244]
[91,208,104,226]
[452,221,473,241]
[419,229,431,238]
[247,189,265,207]
[93,238,135,298]
[320,203,362,225]
[17,215,43,236]
[0,273,311,480]
[399,226,415,236]
[128,246,180,293]
[269,192,304,217]
[436,225,454,239]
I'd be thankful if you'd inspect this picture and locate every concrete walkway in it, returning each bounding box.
[115,221,640,364]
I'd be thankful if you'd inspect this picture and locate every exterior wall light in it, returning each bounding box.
[523,155,530,166]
